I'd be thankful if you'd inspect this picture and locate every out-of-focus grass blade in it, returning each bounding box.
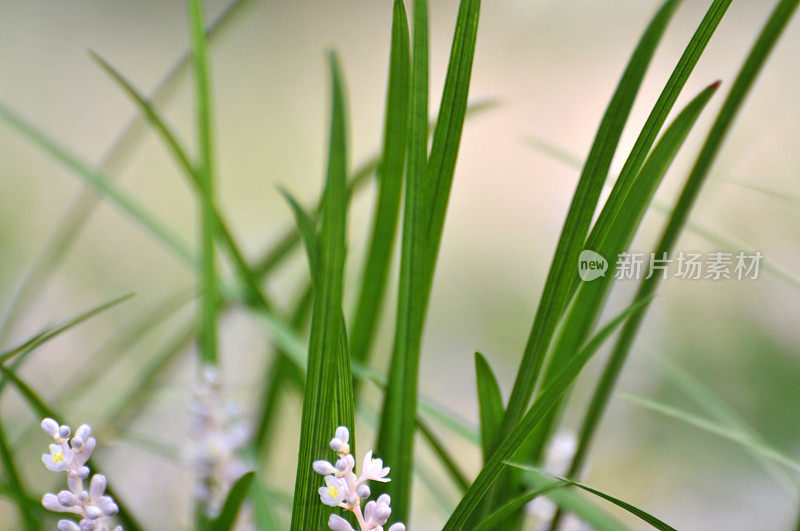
[0,293,134,364]
[0,0,256,347]
[508,463,677,531]
[0,419,39,530]
[206,471,255,531]
[252,285,311,454]
[474,482,566,531]
[376,0,482,518]
[290,52,354,530]
[90,50,277,315]
[475,351,504,462]
[534,81,721,458]
[417,418,470,492]
[644,351,798,493]
[524,137,800,291]
[0,364,143,531]
[188,0,219,368]
[567,0,800,492]
[0,102,197,268]
[349,0,410,375]
[494,0,682,455]
[443,298,650,528]
[621,393,800,474]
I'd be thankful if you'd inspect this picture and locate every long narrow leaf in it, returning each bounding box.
[444,298,651,528]
[475,351,504,462]
[290,52,354,530]
[567,0,800,492]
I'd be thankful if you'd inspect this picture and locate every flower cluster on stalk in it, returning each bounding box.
[40,418,121,531]
[313,426,406,531]
[190,364,249,517]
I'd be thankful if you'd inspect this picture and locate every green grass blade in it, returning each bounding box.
[252,285,311,453]
[474,351,504,462]
[444,298,651,528]
[349,0,410,375]
[374,0,429,515]
[376,0,483,518]
[0,103,197,267]
[207,471,255,531]
[566,0,800,492]
[417,419,470,492]
[620,393,800,474]
[422,0,482,262]
[507,463,677,531]
[474,482,566,531]
[290,52,354,530]
[584,0,732,254]
[495,0,682,453]
[535,81,721,456]
[279,189,320,275]
[188,0,219,367]
[91,49,277,315]
[0,419,39,530]
[525,137,800,292]
[0,293,134,364]
[0,0,256,346]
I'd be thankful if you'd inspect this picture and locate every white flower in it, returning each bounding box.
[319,475,349,507]
[314,426,406,531]
[314,460,338,475]
[190,364,250,517]
[359,451,390,483]
[40,419,121,531]
[330,426,350,453]
[328,514,356,531]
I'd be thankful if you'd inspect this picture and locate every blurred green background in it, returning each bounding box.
[1,0,799,529]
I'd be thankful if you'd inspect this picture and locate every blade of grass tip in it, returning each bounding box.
[0,0,256,347]
[188,0,219,369]
[376,0,482,518]
[349,0,410,379]
[0,293,134,364]
[475,351,504,462]
[584,0,732,256]
[90,50,277,313]
[443,297,651,529]
[508,463,677,531]
[374,0,429,514]
[0,419,39,530]
[475,482,567,531]
[279,188,320,275]
[620,393,800,474]
[290,51,353,531]
[565,0,800,496]
[207,471,255,531]
[494,0,683,457]
[0,364,143,531]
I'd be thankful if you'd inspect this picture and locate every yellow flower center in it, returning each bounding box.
[52,452,64,464]
[328,486,340,498]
